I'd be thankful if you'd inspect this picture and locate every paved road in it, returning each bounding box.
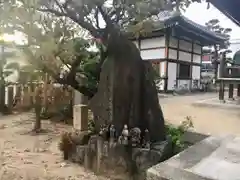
[159,93,240,136]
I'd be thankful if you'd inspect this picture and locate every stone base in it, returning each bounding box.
[68,135,172,179]
[147,135,240,180]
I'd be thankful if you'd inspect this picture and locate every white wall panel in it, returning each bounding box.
[193,54,201,63]
[160,61,166,77]
[141,49,165,60]
[179,51,191,62]
[192,66,201,79]
[169,37,178,48]
[168,49,177,59]
[179,40,192,52]
[192,66,201,88]
[167,62,177,90]
[193,44,202,54]
[140,37,165,49]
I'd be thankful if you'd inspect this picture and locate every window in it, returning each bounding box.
[201,63,214,72]
[178,64,191,79]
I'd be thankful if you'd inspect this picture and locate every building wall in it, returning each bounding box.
[167,62,177,90]
[138,36,166,60]
[132,35,202,92]
[167,36,202,91]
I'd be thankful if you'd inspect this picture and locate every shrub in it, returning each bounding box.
[166,116,193,153]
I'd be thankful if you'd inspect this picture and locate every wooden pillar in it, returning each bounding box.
[219,81,225,101]
[213,45,218,82]
[237,84,240,97]
[219,52,226,78]
[228,84,234,100]
[219,52,226,101]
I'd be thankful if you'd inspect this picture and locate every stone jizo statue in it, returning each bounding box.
[130,127,141,147]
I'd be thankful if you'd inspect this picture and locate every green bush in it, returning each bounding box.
[166,116,193,152]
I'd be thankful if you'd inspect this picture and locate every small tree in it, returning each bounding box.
[205,19,232,79]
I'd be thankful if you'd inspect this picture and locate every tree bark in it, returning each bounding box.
[33,86,42,132]
[90,31,165,142]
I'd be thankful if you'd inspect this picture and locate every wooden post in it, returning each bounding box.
[228,84,234,100]
[237,84,240,97]
[219,52,226,78]
[219,81,225,101]
[96,137,103,173]
[219,52,226,101]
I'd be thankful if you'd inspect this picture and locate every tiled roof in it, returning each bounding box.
[153,11,227,41]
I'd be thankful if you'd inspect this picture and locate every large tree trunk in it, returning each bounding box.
[90,31,165,142]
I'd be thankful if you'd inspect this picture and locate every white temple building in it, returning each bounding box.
[130,12,227,92]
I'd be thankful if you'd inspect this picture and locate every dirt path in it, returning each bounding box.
[0,113,109,180]
[160,93,240,136]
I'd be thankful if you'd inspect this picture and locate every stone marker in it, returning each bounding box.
[73,104,88,131]
[73,88,89,131]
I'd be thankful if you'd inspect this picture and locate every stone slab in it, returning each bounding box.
[73,104,88,131]
[147,135,240,180]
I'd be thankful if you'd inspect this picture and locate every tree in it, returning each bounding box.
[205,19,232,50]
[205,19,232,79]
[1,0,198,142]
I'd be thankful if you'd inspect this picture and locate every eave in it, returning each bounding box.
[208,0,240,27]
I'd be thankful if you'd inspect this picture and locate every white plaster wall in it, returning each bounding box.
[169,37,178,48]
[193,44,202,54]
[193,54,201,63]
[160,61,166,77]
[167,62,177,90]
[179,40,192,52]
[192,66,201,79]
[168,49,177,59]
[141,49,165,60]
[179,51,191,62]
[177,80,191,90]
[140,37,165,49]
[192,66,201,88]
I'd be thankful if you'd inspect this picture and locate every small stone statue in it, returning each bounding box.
[119,124,129,145]
[143,129,150,149]
[130,127,141,147]
[109,124,116,148]
[99,125,108,140]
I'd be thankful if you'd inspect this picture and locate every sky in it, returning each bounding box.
[184,2,240,40]
[2,1,240,43]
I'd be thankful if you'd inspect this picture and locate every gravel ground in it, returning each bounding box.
[160,92,240,136]
[0,113,110,180]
